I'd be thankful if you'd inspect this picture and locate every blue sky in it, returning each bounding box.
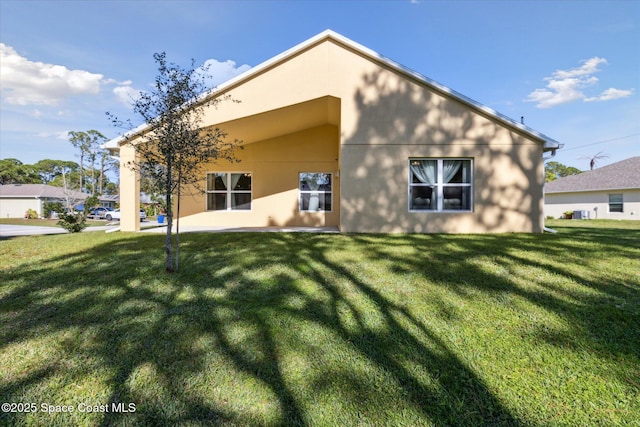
[1,0,638,172]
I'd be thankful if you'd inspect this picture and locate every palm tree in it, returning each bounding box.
[580,152,609,170]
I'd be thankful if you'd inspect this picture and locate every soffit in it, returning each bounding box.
[211,96,340,145]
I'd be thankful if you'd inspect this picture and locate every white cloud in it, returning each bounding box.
[525,57,633,108]
[552,57,607,79]
[586,87,634,102]
[56,130,71,139]
[0,43,104,106]
[197,59,251,88]
[0,48,253,113]
[35,130,72,140]
[109,60,250,108]
[113,83,142,107]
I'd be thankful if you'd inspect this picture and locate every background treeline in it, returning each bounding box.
[1,130,119,194]
[545,161,582,182]
[0,158,118,195]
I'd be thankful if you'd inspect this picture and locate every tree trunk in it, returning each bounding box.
[99,156,104,195]
[175,165,181,272]
[165,161,174,273]
[79,153,84,191]
[91,163,96,194]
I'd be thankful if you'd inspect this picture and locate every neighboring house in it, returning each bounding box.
[544,157,640,220]
[0,184,116,218]
[106,30,561,233]
[100,195,119,209]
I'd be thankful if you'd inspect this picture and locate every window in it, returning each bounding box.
[206,172,252,211]
[299,173,332,211]
[409,158,472,212]
[609,194,623,213]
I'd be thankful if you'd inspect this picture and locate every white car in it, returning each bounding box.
[105,209,147,222]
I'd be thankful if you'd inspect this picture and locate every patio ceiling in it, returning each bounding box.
[211,96,340,145]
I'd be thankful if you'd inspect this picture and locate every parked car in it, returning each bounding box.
[105,209,147,222]
[90,207,114,219]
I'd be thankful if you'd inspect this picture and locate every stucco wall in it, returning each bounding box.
[119,143,141,232]
[545,189,640,220]
[332,45,543,233]
[178,124,340,227]
[0,198,41,218]
[340,144,542,233]
[118,37,547,233]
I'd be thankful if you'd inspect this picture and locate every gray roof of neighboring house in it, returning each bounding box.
[0,184,88,200]
[545,156,640,193]
[0,184,120,203]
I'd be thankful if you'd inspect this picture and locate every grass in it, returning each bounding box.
[1,220,639,426]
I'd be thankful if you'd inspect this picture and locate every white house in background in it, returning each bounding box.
[0,184,117,218]
[544,157,640,220]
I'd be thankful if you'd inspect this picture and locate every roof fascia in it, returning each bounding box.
[322,31,562,150]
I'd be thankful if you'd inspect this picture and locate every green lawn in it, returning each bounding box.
[1,221,639,426]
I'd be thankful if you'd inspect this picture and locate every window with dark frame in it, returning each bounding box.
[608,193,623,213]
[409,158,473,212]
[299,173,332,212]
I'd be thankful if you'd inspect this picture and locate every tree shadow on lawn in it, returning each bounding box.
[1,226,638,425]
[354,226,640,374]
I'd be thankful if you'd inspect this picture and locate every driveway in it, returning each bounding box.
[141,225,340,233]
[0,224,115,238]
[1,223,340,238]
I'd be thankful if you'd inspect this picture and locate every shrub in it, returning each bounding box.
[84,195,100,214]
[24,209,38,219]
[43,201,65,219]
[57,212,87,233]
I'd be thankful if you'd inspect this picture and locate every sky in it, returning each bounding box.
[1,0,638,173]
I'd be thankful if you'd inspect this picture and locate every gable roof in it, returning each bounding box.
[105,30,561,152]
[0,184,88,200]
[545,157,640,193]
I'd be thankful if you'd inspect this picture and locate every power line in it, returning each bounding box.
[562,133,640,151]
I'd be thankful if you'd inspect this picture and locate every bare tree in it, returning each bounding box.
[56,170,89,233]
[108,52,241,272]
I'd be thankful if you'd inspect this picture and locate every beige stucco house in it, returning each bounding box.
[106,30,561,233]
[544,157,640,220]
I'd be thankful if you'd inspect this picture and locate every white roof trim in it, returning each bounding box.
[105,29,561,151]
[322,30,561,149]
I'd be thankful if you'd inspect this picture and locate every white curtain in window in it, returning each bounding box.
[229,174,242,208]
[443,160,462,183]
[411,161,436,184]
[301,173,327,211]
[230,173,242,189]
